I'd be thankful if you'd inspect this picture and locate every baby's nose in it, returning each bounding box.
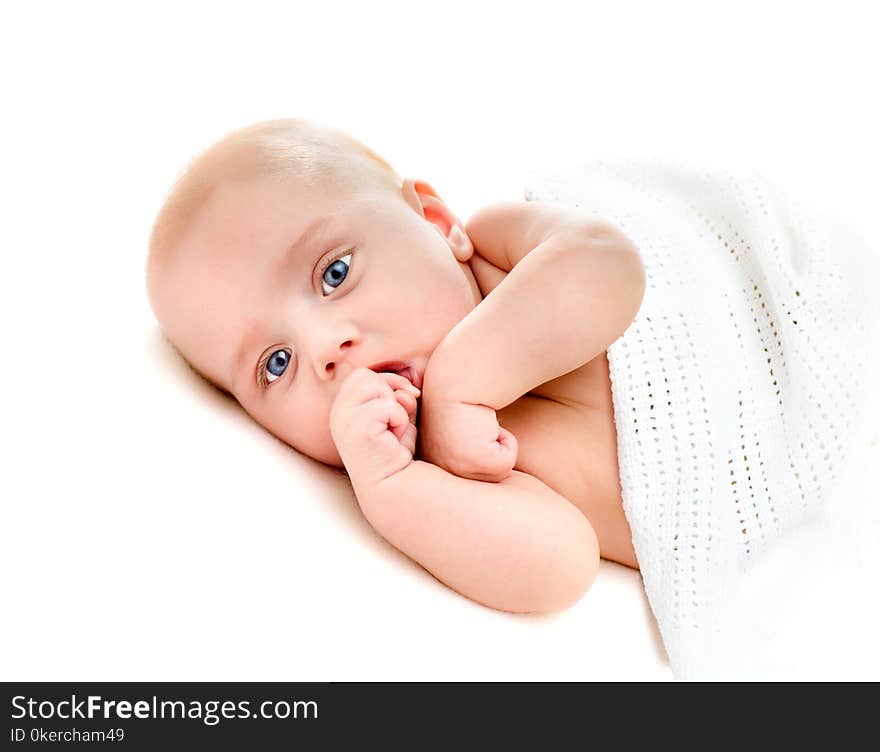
[315,337,355,381]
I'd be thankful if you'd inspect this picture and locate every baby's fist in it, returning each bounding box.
[330,368,421,489]
[417,396,518,483]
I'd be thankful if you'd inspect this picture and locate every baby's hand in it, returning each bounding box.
[417,393,518,483]
[330,368,421,488]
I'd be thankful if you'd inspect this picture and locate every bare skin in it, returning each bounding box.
[467,255,639,569]
[149,170,644,612]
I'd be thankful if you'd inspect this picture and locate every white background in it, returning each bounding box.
[1,0,877,681]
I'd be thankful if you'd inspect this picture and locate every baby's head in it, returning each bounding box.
[147,118,479,467]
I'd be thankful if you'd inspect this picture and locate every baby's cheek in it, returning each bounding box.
[259,402,342,466]
[291,425,343,467]
[322,438,345,468]
[303,416,343,467]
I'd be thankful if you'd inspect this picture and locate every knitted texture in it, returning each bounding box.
[524,158,880,678]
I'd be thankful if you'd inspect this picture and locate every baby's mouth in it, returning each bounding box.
[369,361,422,390]
[396,366,421,390]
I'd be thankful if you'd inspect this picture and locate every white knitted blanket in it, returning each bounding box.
[524,158,880,679]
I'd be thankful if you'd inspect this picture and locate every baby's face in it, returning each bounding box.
[154,173,481,466]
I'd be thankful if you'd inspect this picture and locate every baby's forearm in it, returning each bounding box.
[427,222,645,410]
[351,460,599,613]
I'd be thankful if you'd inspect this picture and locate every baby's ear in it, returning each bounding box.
[402,178,473,263]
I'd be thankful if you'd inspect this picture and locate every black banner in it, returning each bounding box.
[2,682,599,747]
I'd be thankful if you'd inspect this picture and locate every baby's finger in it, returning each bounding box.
[492,427,518,468]
[377,370,421,397]
[336,369,417,413]
[394,388,419,422]
[459,427,518,483]
[496,426,518,460]
[386,398,412,442]
[336,367,394,407]
[487,427,518,480]
[398,419,418,457]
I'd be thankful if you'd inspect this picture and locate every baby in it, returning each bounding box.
[146,118,646,614]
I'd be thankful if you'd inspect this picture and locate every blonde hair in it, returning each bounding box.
[146,117,402,394]
[148,117,400,286]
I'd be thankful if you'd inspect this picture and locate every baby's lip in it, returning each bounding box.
[368,360,422,390]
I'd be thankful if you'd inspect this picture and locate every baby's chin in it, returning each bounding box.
[319,444,346,469]
[278,429,344,469]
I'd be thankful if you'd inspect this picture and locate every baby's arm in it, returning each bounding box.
[331,367,599,613]
[428,201,645,410]
[358,461,600,613]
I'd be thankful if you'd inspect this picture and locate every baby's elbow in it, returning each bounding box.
[614,231,646,325]
[542,522,601,613]
[598,220,646,309]
[511,514,601,614]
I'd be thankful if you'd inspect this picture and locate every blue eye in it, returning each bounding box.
[322,253,352,295]
[265,349,291,383]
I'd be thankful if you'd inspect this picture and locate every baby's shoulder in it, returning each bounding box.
[465,200,596,272]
